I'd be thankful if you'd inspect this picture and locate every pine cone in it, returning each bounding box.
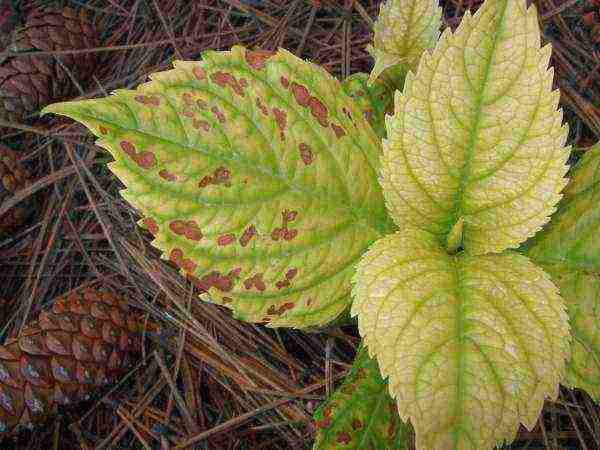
[0,144,32,238]
[0,6,101,128]
[0,288,139,435]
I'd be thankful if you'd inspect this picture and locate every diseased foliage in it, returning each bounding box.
[312,348,411,449]
[43,47,396,328]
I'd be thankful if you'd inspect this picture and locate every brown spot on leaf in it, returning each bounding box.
[306,297,314,306]
[196,99,208,109]
[299,143,314,165]
[243,273,265,292]
[283,229,297,241]
[351,418,363,430]
[256,97,269,116]
[143,218,159,235]
[285,268,298,280]
[169,248,197,273]
[134,95,160,106]
[228,267,242,278]
[280,76,289,88]
[331,123,346,138]
[272,108,287,130]
[169,220,203,241]
[275,279,290,290]
[135,151,157,169]
[193,66,207,81]
[282,209,297,223]
[291,82,311,107]
[245,50,274,70]
[169,220,187,235]
[198,175,213,188]
[239,225,257,247]
[211,71,246,97]
[217,233,236,246]
[309,97,328,127]
[120,140,136,156]
[192,119,211,131]
[211,106,226,123]
[337,432,351,445]
[316,418,331,429]
[222,297,233,304]
[99,125,108,135]
[120,140,156,169]
[214,166,232,187]
[159,169,178,182]
[188,271,233,293]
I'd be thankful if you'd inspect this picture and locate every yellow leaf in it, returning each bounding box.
[380,0,570,255]
[351,228,570,450]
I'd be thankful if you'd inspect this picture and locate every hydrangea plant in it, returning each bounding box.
[42,0,598,448]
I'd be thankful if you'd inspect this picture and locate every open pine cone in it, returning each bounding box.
[0,288,139,435]
[0,144,32,238]
[0,6,101,129]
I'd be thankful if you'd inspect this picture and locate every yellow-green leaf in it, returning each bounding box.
[42,46,395,328]
[380,0,570,255]
[367,0,442,85]
[312,347,411,450]
[540,265,599,401]
[525,145,600,270]
[351,228,570,450]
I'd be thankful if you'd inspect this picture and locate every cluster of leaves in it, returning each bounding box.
[41,0,598,449]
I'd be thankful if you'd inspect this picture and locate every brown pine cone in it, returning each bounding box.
[0,6,101,128]
[0,144,32,238]
[0,288,139,435]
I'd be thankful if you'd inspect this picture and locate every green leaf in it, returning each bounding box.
[351,227,570,450]
[341,72,395,140]
[313,347,411,450]
[540,266,599,401]
[367,0,442,85]
[524,145,600,271]
[380,0,570,255]
[42,46,395,328]
[522,145,600,401]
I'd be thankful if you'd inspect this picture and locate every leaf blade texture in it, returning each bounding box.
[525,145,600,271]
[380,0,570,255]
[367,0,442,84]
[540,266,599,401]
[351,228,571,450]
[42,46,395,328]
[312,347,411,450]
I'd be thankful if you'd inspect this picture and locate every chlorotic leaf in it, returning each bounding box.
[380,0,570,255]
[367,0,442,85]
[524,144,600,271]
[539,265,599,401]
[341,72,395,139]
[351,228,570,450]
[42,46,396,328]
[312,347,411,450]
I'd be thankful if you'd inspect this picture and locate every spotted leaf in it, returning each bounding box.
[312,347,411,450]
[351,228,570,450]
[42,46,395,328]
[380,0,570,255]
[367,0,442,85]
